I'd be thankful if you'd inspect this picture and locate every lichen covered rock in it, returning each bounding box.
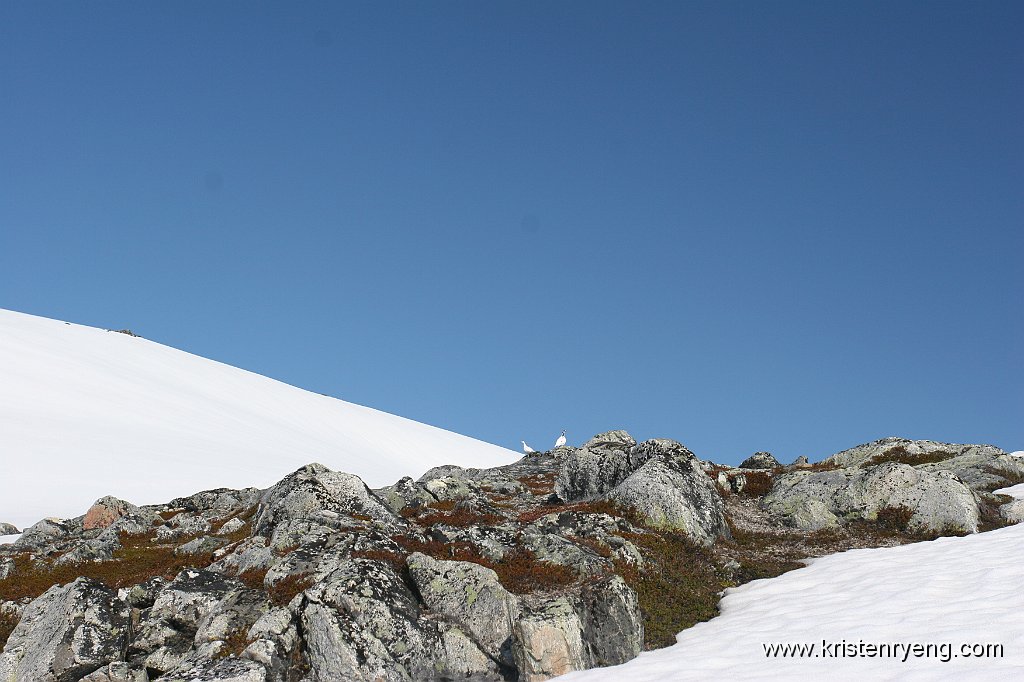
[0,577,130,682]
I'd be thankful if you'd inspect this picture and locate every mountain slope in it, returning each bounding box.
[0,309,516,530]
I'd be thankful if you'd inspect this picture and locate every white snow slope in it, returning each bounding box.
[0,309,516,531]
[559,481,1024,681]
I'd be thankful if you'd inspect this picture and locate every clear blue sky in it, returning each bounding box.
[2,1,1021,464]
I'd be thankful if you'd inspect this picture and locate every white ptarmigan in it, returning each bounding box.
[521,440,535,454]
[555,430,567,448]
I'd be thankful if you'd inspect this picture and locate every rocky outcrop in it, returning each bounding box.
[406,552,520,666]
[82,496,138,531]
[740,452,781,469]
[0,578,130,682]
[765,462,981,533]
[607,440,730,545]
[3,432,1013,682]
[253,463,402,552]
[0,523,17,536]
[554,430,643,500]
[822,438,1024,492]
[554,434,729,546]
[127,569,251,675]
[513,576,642,681]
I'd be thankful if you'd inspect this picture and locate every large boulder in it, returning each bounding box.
[607,440,731,545]
[253,464,402,547]
[0,577,130,682]
[822,438,1017,491]
[12,518,70,550]
[739,452,781,469]
[512,576,641,681]
[765,462,981,533]
[0,522,18,535]
[299,557,502,681]
[406,552,520,665]
[83,496,138,531]
[554,431,643,501]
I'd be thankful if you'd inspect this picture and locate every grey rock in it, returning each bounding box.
[299,557,501,681]
[554,430,645,502]
[54,533,122,565]
[194,588,271,646]
[242,607,299,680]
[406,552,520,664]
[166,487,261,520]
[0,577,130,682]
[209,537,276,577]
[522,532,610,575]
[375,476,438,514]
[128,569,245,675]
[791,455,810,467]
[824,437,1004,473]
[254,464,402,542]
[80,662,150,682]
[175,535,230,556]
[0,522,19,535]
[12,517,70,549]
[765,462,981,533]
[999,499,1024,524]
[160,657,267,682]
[120,576,167,609]
[607,440,731,545]
[156,512,213,542]
[577,575,644,667]
[740,452,781,469]
[299,558,425,681]
[216,517,247,536]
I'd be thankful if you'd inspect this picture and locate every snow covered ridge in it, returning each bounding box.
[1,430,1021,681]
[0,308,517,530]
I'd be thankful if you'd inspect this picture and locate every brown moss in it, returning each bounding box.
[213,627,251,659]
[411,505,504,528]
[488,546,576,594]
[267,573,313,606]
[350,549,407,573]
[0,610,18,651]
[616,531,727,649]
[517,498,644,526]
[875,505,915,533]
[0,531,215,602]
[866,446,957,467]
[517,474,556,496]
[737,471,774,498]
[236,567,269,591]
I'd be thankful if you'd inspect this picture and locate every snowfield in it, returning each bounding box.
[0,309,516,531]
[558,485,1024,681]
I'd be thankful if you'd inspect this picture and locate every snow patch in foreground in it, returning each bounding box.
[558,484,1024,681]
[0,309,517,530]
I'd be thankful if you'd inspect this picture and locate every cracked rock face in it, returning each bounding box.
[513,575,641,681]
[406,552,520,666]
[0,577,131,682]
